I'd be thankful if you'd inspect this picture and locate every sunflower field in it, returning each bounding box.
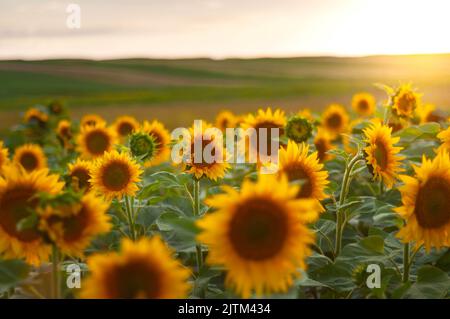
[0,83,450,300]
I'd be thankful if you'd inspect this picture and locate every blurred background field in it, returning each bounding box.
[1,53,449,131]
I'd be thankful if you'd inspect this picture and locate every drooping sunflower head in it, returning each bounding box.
[197,174,319,298]
[182,125,229,181]
[113,116,140,140]
[352,93,376,117]
[24,108,48,127]
[314,127,335,162]
[81,236,191,299]
[321,104,349,137]
[68,158,94,192]
[57,120,72,140]
[363,122,404,188]
[80,114,106,129]
[13,144,47,173]
[395,151,450,251]
[392,84,421,119]
[0,141,10,173]
[278,140,329,203]
[140,120,171,167]
[39,192,111,257]
[437,126,450,154]
[47,100,65,115]
[215,110,237,132]
[416,104,446,124]
[77,124,117,159]
[0,165,64,265]
[90,150,143,200]
[285,115,313,143]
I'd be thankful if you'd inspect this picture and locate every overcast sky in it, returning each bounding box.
[1,0,449,59]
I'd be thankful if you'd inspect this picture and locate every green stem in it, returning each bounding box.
[193,178,203,271]
[51,245,61,299]
[125,196,136,241]
[335,153,363,257]
[403,242,410,283]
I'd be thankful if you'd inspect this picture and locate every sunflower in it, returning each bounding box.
[24,108,48,126]
[68,159,94,192]
[80,114,106,128]
[392,84,421,119]
[90,150,143,200]
[77,124,117,159]
[285,116,313,143]
[80,237,191,299]
[13,144,47,172]
[437,126,450,154]
[182,124,230,180]
[352,93,376,117]
[113,116,140,140]
[314,127,335,162]
[241,108,286,162]
[197,174,318,298]
[321,104,349,138]
[56,120,73,148]
[298,108,314,121]
[278,140,329,202]
[215,110,237,132]
[416,104,446,124]
[0,142,9,173]
[363,122,404,188]
[47,100,64,115]
[39,192,111,257]
[0,166,63,265]
[395,152,450,251]
[141,120,171,167]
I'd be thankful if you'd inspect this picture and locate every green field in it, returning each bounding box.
[0,54,449,129]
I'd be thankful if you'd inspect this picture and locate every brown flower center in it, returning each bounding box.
[102,161,131,191]
[414,177,450,229]
[20,152,39,172]
[0,186,41,242]
[397,93,415,113]
[71,168,91,191]
[118,122,134,137]
[373,140,388,170]
[190,136,218,168]
[107,258,162,298]
[358,99,369,112]
[86,130,110,156]
[252,121,283,157]
[149,131,163,156]
[47,205,89,242]
[325,113,343,130]
[314,138,328,162]
[282,163,313,198]
[229,198,288,260]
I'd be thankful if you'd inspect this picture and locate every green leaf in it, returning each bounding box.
[157,212,200,239]
[405,265,450,299]
[394,123,440,145]
[0,259,30,291]
[16,212,38,232]
[360,236,385,254]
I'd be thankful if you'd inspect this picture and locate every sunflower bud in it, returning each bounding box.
[129,132,156,161]
[285,115,313,143]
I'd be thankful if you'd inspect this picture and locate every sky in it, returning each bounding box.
[1,0,450,59]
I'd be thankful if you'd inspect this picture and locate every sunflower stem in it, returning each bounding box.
[125,195,137,241]
[403,242,410,283]
[335,152,363,257]
[193,178,203,272]
[51,244,61,299]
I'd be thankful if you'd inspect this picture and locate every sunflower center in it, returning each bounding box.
[108,259,162,298]
[229,198,288,260]
[414,177,450,229]
[149,132,162,156]
[325,113,342,129]
[283,164,313,198]
[47,205,89,242]
[373,140,388,170]
[118,122,134,136]
[190,137,217,168]
[71,168,91,190]
[397,93,415,113]
[358,100,369,111]
[20,152,38,171]
[86,130,110,156]
[314,138,328,162]
[60,126,71,139]
[102,161,131,191]
[0,186,40,242]
[253,121,282,157]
